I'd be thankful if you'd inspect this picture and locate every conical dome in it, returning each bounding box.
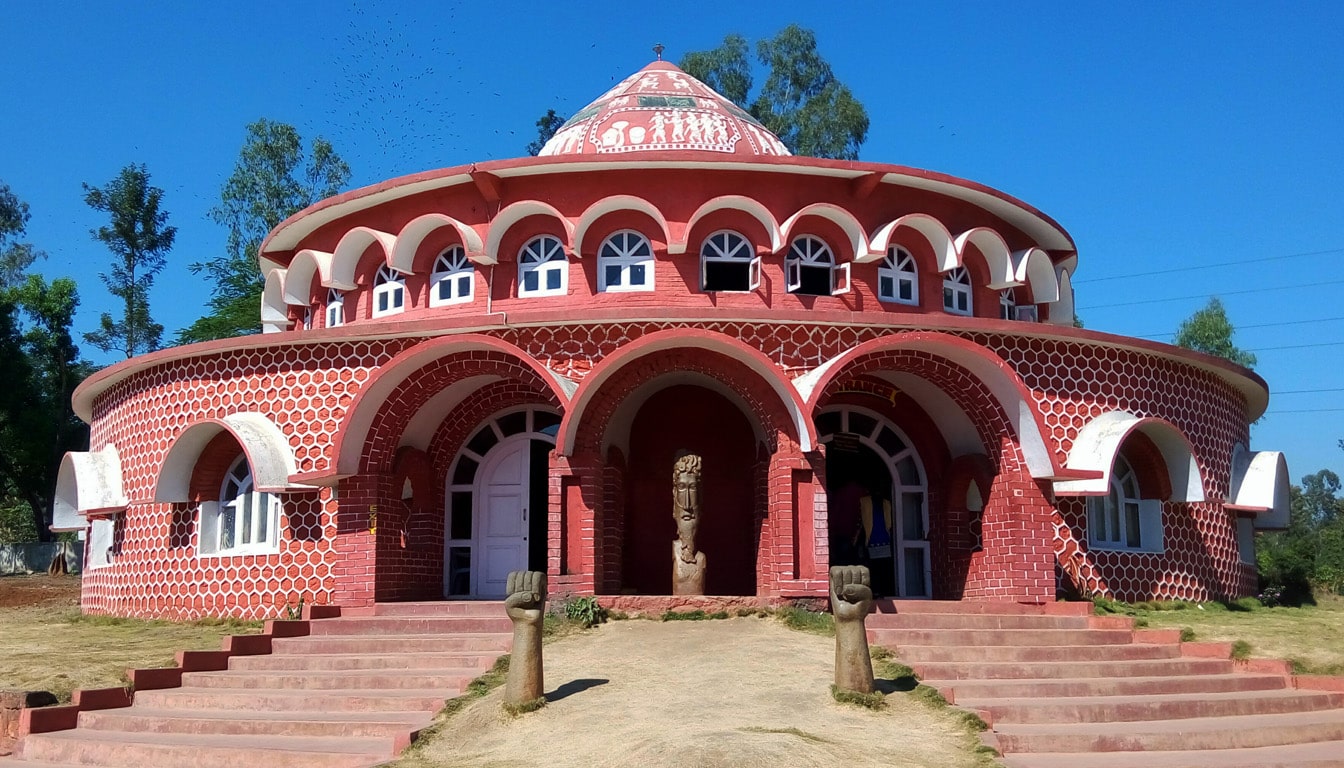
[539,61,791,157]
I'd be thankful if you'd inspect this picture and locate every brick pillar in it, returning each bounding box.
[761,441,829,599]
[965,442,1055,602]
[549,450,600,596]
[331,475,377,608]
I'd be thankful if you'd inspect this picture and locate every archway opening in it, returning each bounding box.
[622,384,758,595]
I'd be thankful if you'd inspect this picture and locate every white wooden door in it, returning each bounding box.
[475,439,530,598]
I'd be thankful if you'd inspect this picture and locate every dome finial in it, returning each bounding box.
[653,43,665,61]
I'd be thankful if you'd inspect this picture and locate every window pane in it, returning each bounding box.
[497,411,527,436]
[378,293,388,312]
[958,293,969,312]
[879,275,894,298]
[605,264,622,286]
[457,275,471,296]
[816,411,841,438]
[703,260,749,291]
[876,427,906,457]
[895,457,920,486]
[943,287,954,309]
[902,493,925,540]
[847,413,876,437]
[438,281,451,301]
[450,491,473,539]
[903,547,927,597]
[453,456,478,485]
[546,269,562,290]
[524,271,539,292]
[899,280,913,301]
[532,410,561,432]
[1125,503,1142,548]
[240,493,253,545]
[392,287,403,308]
[467,426,498,457]
[630,263,646,285]
[256,494,270,543]
[221,503,236,550]
[1108,504,1120,544]
[448,547,471,595]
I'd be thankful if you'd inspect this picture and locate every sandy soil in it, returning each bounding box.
[395,617,990,768]
[0,573,81,609]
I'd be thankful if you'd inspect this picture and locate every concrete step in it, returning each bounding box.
[306,616,513,635]
[1002,739,1344,767]
[132,687,450,713]
[907,657,1234,680]
[180,669,479,691]
[371,601,504,617]
[927,673,1288,700]
[994,708,1344,753]
[871,600,1064,615]
[16,730,389,768]
[78,707,432,739]
[868,628,1134,646]
[888,643,1179,663]
[229,651,498,672]
[964,689,1344,724]
[868,613,1090,630]
[272,633,511,654]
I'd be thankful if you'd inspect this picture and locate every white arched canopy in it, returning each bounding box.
[261,268,289,334]
[1054,411,1206,502]
[282,249,337,305]
[391,213,487,269]
[867,214,958,268]
[572,195,672,257]
[1229,444,1291,529]
[330,227,397,287]
[678,195,783,254]
[780,203,869,260]
[52,444,128,532]
[954,228,1017,289]
[1012,247,1060,304]
[485,200,575,262]
[155,413,309,503]
[1051,266,1077,327]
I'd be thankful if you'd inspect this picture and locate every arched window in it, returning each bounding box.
[201,455,280,555]
[518,235,567,297]
[999,289,1016,320]
[598,230,654,292]
[700,230,760,292]
[372,265,406,318]
[325,288,345,328]
[786,236,849,296]
[942,266,972,316]
[878,246,918,305]
[1087,454,1163,552]
[430,246,474,307]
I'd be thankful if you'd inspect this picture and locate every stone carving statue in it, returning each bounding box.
[829,565,875,693]
[503,570,547,706]
[671,452,706,595]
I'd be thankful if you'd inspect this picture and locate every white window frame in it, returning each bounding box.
[325,288,345,328]
[430,246,474,307]
[942,266,972,316]
[1236,516,1255,563]
[1015,305,1040,322]
[372,265,406,318]
[200,455,281,557]
[1000,289,1016,320]
[301,306,313,331]
[878,246,919,305]
[1087,455,1163,553]
[597,230,655,292]
[700,230,760,292]
[518,235,568,298]
[786,235,849,296]
[86,515,120,570]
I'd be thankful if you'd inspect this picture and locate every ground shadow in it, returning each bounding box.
[874,676,918,694]
[546,677,610,702]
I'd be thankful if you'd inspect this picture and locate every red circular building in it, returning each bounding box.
[56,62,1289,618]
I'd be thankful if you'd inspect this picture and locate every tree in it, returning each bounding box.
[0,181,44,289]
[178,119,350,344]
[82,164,175,358]
[526,109,565,156]
[1258,469,1344,602]
[1173,297,1256,368]
[680,26,869,160]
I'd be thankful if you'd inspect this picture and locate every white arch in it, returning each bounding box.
[954,227,1017,289]
[485,200,575,262]
[678,195,783,254]
[572,195,672,257]
[867,213,958,268]
[283,249,336,305]
[155,413,308,503]
[780,203,869,260]
[52,444,128,532]
[331,227,397,287]
[1012,247,1060,303]
[1050,266,1077,326]
[391,213,488,270]
[262,269,289,334]
[1054,411,1205,502]
[1229,444,1290,529]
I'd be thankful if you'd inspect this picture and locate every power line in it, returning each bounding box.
[1248,341,1344,352]
[1133,316,1344,340]
[1078,279,1344,310]
[1264,409,1344,414]
[1073,246,1344,285]
[1274,387,1344,394]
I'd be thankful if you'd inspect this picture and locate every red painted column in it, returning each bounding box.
[331,475,377,608]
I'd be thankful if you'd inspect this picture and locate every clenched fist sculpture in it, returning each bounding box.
[829,565,875,694]
[504,570,546,705]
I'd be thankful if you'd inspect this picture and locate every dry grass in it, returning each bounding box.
[0,575,262,701]
[1127,594,1344,674]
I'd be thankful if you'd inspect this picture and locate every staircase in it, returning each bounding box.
[1,602,511,768]
[867,600,1344,767]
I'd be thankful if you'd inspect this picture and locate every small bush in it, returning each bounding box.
[562,596,608,627]
[1258,585,1286,607]
[1230,639,1253,660]
[830,684,886,710]
[1179,627,1196,642]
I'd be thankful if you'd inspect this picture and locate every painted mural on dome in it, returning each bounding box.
[539,63,791,157]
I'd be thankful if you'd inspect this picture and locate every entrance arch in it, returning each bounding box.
[444,406,560,598]
[818,405,930,598]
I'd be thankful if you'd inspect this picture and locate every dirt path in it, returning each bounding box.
[396,617,990,768]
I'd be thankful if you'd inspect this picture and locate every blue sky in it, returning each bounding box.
[4,2,1342,477]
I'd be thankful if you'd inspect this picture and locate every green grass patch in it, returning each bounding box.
[403,655,510,755]
[659,609,730,621]
[774,606,835,636]
[1230,639,1254,661]
[1179,627,1196,642]
[502,695,547,716]
[911,683,949,707]
[737,725,831,744]
[830,684,886,710]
